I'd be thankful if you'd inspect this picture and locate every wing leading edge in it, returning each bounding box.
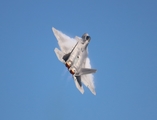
[52,27,77,54]
[81,57,96,95]
[74,57,96,95]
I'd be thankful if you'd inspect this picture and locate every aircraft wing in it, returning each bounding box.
[81,57,96,95]
[52,27,77,54]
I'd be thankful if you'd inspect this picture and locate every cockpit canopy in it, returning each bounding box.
[82,33,91,42]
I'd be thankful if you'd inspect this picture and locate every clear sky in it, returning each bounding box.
[0,0,157,120]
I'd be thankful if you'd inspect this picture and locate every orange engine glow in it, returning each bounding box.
[65,61,71,69]
[70,69,75,75]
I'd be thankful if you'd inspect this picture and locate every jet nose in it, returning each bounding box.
[84,33,89,36]
[82,33,91,42]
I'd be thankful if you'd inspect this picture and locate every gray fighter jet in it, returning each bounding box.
[52,27,97,95]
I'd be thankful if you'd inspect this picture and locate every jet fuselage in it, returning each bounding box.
[65,36,90,75]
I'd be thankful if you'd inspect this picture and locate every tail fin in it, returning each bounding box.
[54,48,65,63]
[73,75,84,94]
[76,68,97,76]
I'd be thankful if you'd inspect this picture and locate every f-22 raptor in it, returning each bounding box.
[52,27,97,95]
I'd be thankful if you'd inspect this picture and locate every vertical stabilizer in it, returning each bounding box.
[73,76,84,94]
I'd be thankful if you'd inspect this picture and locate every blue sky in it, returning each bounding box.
[0,0,157,120]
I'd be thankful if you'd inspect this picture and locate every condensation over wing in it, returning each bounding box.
[52,27,77,54]
[81,57,96,95]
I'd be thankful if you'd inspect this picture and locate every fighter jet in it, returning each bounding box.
[52,27,97,95]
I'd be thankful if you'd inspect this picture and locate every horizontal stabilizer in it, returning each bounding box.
[76,68,97,76]
[73,75,84,94]
[54,48,65,63]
